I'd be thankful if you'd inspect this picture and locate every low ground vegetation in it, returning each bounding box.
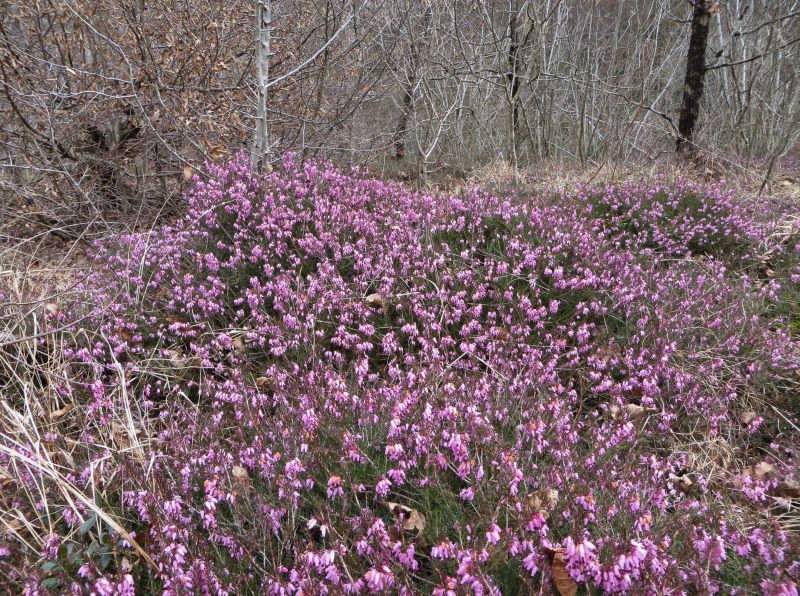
[1,156,799,594]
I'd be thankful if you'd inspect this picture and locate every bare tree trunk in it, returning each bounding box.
[252,0,272,170]
[677,0,712,157]
[392,4,432,162]
[393,76,415,161]
[507,6,522,179]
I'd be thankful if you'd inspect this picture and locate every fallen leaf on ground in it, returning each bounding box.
[546,547,578,596]
[49,403,74,421]
[610,403,651,421]
[112,422,131,450]
[754,462,777,481]
[676,474,693,491]
[524,489,559,518]
[385,502,426,532]
[232,336,246,353]
[739,411,757,425]
[624,404,648,419]
[232,466,250,486]
[255,376,274,392]
[776,479,800,498]
[365,293,386,310]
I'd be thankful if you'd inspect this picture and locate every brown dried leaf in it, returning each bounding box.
[167,350,201,376]
[232,336,246,354]
[115,328,133,342]
[182,166,194,181]
[255,376,274,392]
[168,349,185,369]
[624,404,647,419]
[403,509,426,532]
[49,403,74,421]
[610,403,652,421]
[232,465,250,486]
[739,411,757,425]
[596,341,622,360]
[42,440,75,470]
[676,475,693,491]
[385,501,409,515]
[776,479,800,499]
[2,510,28,536]
[365,293,386,310]
[120,556,133,573]
[112,422,131,451]
[609,405,622,421]
[548,548,578,596]
[524,489,559,518]
[754,462,777,481]
[385,502,426,533]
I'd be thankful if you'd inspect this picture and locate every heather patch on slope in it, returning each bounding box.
[2,156,799,594]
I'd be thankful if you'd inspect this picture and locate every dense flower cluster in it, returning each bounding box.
[3,155,798,594]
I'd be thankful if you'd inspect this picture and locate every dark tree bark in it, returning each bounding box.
[507,9,522,164]
[392,5,432,161]
[677,0,713,157]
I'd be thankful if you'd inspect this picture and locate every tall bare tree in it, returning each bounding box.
[677,0,714,157]
[252,0,272,170]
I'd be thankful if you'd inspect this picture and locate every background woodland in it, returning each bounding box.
[1,0,799,240]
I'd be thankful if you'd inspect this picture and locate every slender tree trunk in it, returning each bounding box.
[507,8,522,178]
[677,0,712,157]
[393,76,415,161]
[392,5,432,161]
[303,2,332,161]
[252,0,272,170]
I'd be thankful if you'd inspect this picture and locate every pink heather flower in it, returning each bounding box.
[343,579,365,594]
[564,536,602,583]
[41,534,61,560]
[385,443,404,460]
[433,577,458,596]
[760,580,799,596]
[118,574,136,596]
[375,477,392,497]
[364,566,395,593]
[486,524,501,545]
[93,578,114,596]
[24,156,797,595]
[326,475,344,499]
[164,496,183,517]
[522,551,539,577]
[431,541,456,559]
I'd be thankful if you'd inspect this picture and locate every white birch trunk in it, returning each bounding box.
[251,0,272,169]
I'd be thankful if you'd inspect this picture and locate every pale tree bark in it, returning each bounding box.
[252,0,272,170]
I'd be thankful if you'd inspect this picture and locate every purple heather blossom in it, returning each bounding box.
[11,155,799,594]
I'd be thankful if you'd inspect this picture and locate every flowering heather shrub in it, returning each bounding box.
[2,155,799,594]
